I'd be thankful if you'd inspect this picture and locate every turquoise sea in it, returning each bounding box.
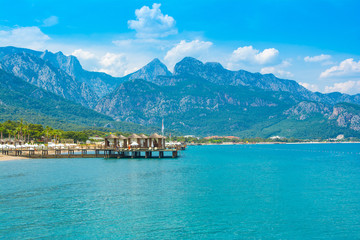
[1,143,360,239]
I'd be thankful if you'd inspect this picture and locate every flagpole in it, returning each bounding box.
[161,119,164,136]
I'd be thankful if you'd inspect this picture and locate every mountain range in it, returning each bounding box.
[0,46,359,138]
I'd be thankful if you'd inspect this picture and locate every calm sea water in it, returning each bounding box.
[1,144,360,239]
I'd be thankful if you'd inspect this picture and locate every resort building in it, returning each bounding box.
[104,133,166,149]
[118,135,128,148]
[139,134,149,148]
[104,134,119,148]
[203,136,240,140]
[127,133,142,148]
[149,133,166,148]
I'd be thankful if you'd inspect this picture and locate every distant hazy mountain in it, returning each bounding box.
[0,46,122,107]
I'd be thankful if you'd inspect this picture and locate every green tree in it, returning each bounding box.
[29,124,44,140]
[18,119,24,140]
[44,126,53,143]
[53,129,63,143]
[7,129,14,140]
[23,124,30,143]
[0,124,4,140]
[15,126,22,140]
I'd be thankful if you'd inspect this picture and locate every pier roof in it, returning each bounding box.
[105,134,119,139]
[118,135,127,140]
[128,133,141,139]
[139,134,149,139]
[149,133,166,139]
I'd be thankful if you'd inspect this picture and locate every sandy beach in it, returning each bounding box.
[0,154,29,161]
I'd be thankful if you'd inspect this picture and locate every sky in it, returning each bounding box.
[1,0,360,94]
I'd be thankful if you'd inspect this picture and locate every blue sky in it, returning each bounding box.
[1,0,360,94]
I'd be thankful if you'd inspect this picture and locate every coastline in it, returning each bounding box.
[187,141,360,146]
[1,141,359,161]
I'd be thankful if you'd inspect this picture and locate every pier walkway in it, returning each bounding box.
[0,147,181,159]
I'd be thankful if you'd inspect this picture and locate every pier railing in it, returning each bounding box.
[0,144,182,159]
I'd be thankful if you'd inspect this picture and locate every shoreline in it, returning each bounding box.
[188,141,360,146]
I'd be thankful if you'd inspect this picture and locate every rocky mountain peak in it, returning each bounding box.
[205,62,225,70]
[40,50,83,78]
[148,57,162,65]
[125,58,172,83]
[144,58,171,74]
[174,57,204,75]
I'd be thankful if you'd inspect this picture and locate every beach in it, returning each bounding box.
[0,154,28,161]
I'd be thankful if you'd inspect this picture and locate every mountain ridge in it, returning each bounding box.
[120,56,360,106]
[0,46,123,107]
[0,68,160,133]
[97,57,360,138]
[1,46,360,138]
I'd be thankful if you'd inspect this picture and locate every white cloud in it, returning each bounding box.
[324,81,360,94]
[255,48,279,64]
[100,53,125,67]
[299,82,319,92]
[97,52,129,77]
[320,58,360,78]
[69,49,141,77]
[260,60,293,78]
[304,54,331,62]
[261,67,293,78]
[128,3,177,38]
[230,46,279,65]
[0,26,50,50]
[43,16,59,27]
[72,49,96,60]
[164,39,213,68]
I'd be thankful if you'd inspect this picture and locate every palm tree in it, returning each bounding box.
[0,124,4,140]
[23,124,30,143]
[44,126,53,144]
[18,119,24,140]
[15,126,21,141]
[53,130,62,144]
[7,129,14,145]
[28,129,35,143]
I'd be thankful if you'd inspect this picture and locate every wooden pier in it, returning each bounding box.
[0,132,187,159]
[0,147,180,159]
